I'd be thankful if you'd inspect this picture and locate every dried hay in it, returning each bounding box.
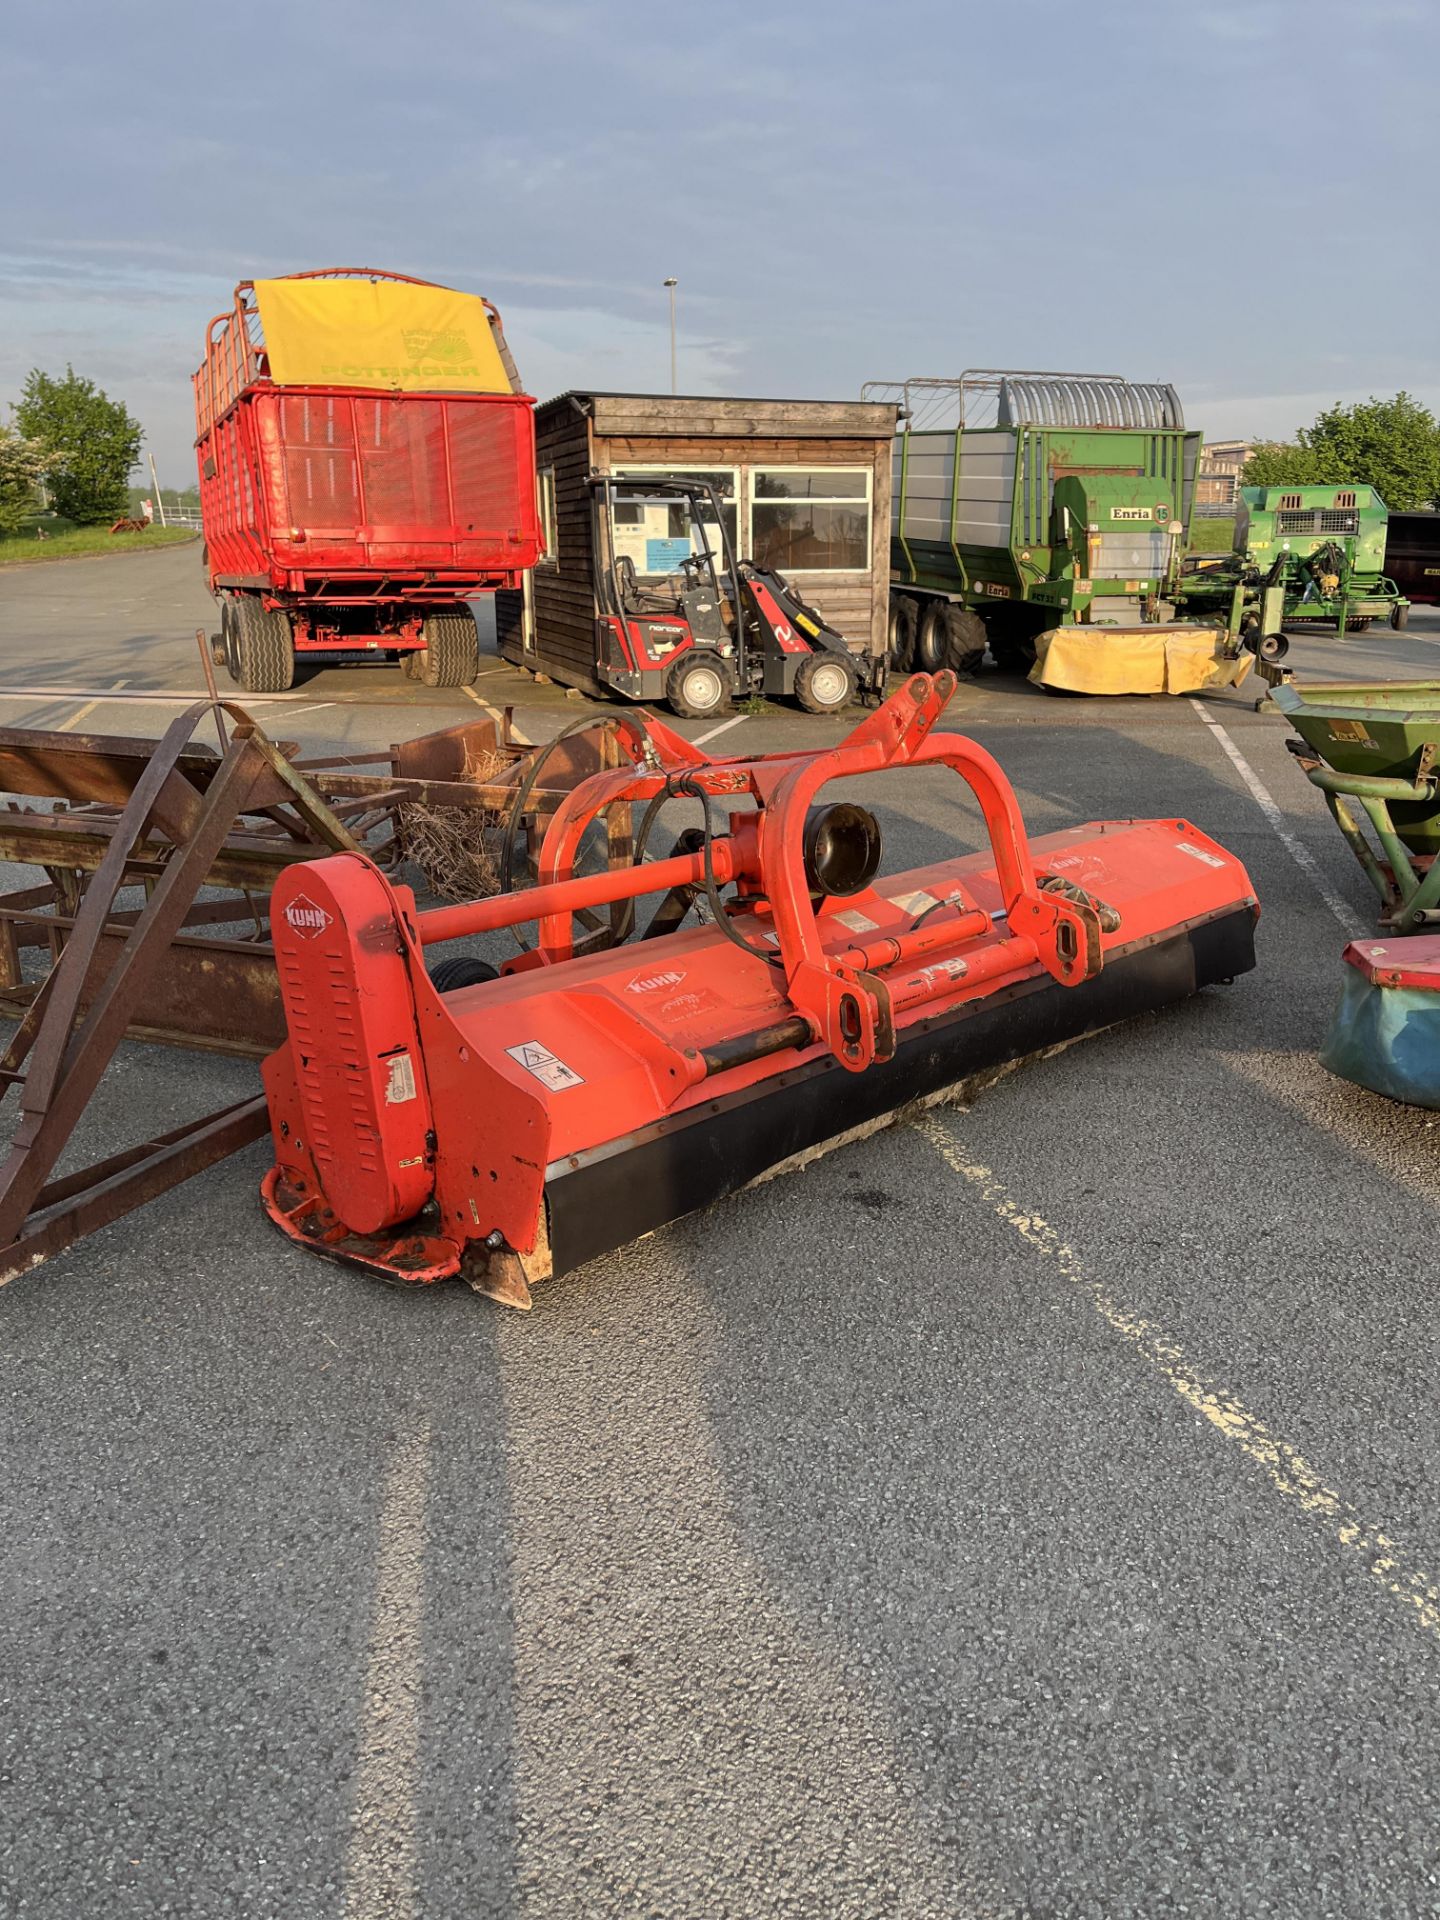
[400,745,511,902]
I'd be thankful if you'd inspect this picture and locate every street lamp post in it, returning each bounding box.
[663,278,678,394]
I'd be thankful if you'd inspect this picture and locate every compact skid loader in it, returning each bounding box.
[590,476,885,718]
[260,675,1258,1306]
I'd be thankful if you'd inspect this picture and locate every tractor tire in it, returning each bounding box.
[232,595,294,693]
[914,599,949,674]
[793,651,857,714]
[1392,602,1411,632]
[417,611,479,688]
[938,604,987,676]
[665,653,733,719]
[429,955,499,993]
[1343,617,1372,634]
[887,593,918,674]
[400,650,422,679]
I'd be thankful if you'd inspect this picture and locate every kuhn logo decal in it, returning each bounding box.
[626,969,686,995]
[284,893,332,939]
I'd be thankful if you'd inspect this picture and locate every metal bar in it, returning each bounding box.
[1355,795,1420,902]
[230,721,363,853]
[416,840,738,947]
[13,707,212,1123]
[0,1095,270,1289]
[1305,766,1440,804]
[0,742,269,1243]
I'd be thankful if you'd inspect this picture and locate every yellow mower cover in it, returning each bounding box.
[253,278,511,393]
[1029,625,1254,696]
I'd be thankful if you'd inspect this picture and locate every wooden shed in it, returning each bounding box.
[498,391,899,696]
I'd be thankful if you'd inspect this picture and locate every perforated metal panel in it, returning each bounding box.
[270,392,530,544]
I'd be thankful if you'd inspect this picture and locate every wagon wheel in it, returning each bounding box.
[232,596,294,693]
[416,612,479,688]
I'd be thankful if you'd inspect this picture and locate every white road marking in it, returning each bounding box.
[1189,697,1362,935]
[919,1113,1440,1644]
[0,684,313,704]
[691,713,746,748]
[342,1423,432,1920]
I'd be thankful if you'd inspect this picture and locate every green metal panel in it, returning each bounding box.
[891,419,1193,620]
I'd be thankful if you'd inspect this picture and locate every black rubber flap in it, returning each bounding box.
[545,909,1256,1278]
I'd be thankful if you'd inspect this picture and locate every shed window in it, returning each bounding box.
[614,467,738,568]
[750,468,871,573]
[537,466,558,566]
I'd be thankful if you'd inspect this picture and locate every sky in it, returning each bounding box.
[3,0,1437,485]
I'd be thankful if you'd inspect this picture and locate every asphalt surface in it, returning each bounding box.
[3,544,1440,1917]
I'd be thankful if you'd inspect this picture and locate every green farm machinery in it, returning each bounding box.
[1181,485,1408,654]
[1275,677,1440,1109]
[863,370,1249,695]
[1275,679,1440,929]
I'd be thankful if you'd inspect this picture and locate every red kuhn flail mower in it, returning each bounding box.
[589,476,885,718]
[260,675,1257,1305]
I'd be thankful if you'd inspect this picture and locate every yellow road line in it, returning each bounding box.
[342,1423,431,1920]
[55,700,100,733]
[916,1111,1440,1643]
[462,683,503,722]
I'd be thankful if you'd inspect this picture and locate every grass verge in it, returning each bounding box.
[1188,518,1235,555]
[0,525,198,568]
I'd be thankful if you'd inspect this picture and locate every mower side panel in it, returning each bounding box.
[541,906,1257,1276]
[269,856,435,1235]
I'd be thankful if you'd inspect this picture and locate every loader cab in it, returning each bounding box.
[588,475,747,714]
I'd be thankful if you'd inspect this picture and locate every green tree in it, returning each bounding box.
[1242,392,1440,509]
[1241,440,1321,489]
[0,424,47,536]
[14,366,143,525]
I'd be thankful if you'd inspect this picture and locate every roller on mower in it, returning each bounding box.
[260,674,1259,1306]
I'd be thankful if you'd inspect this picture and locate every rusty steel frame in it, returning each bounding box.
[0,686,646,1287]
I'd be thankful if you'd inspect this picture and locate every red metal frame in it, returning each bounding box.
[258,676,1260,1302]
[194,269,541,649]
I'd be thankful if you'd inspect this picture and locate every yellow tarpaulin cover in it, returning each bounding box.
[253,278,511,393]
[1029,625,1254,696]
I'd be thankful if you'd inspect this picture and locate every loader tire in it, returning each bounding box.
[418,611,479,687]
[939,605,987,676]
[232,595,294,693]
[914,599,949,674]
[887,593,918,673]
[665,653,733,719]
[793,651,857,713]
[1392,602,1410,631]
[429,955,499,993]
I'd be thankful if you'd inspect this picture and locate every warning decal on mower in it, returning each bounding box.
[886,888,936,918]
[506,1040,585,1091]
[1175,841,1226,869]
[284,893,332,939]
[385,1052,418,1105]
